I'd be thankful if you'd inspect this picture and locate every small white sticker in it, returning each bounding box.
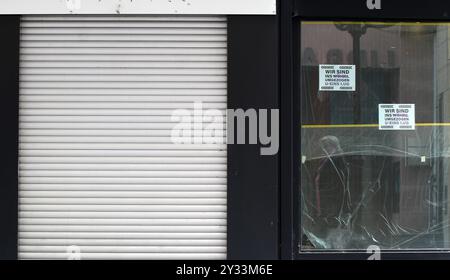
[379,104,415,130]
[319,64,356,91]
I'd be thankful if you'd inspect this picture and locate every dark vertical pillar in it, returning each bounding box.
[0,16,20,260]
[227,15,280,260]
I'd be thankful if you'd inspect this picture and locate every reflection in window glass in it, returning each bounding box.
[300,22,450,250]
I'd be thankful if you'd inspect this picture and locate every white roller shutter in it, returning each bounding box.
[18,15,227,260]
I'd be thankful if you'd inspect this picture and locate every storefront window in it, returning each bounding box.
[300,22,450,250]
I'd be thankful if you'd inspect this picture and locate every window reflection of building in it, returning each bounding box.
[301,23,450,250]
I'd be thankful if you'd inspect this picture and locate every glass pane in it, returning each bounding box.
[300,22,450,251]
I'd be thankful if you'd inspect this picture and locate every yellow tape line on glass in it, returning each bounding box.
[302,123,450,129]
[301,21,450,26]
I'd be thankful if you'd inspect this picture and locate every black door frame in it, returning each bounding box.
[283,0,450,260]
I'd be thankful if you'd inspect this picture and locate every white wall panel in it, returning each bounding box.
[0,0,276,15]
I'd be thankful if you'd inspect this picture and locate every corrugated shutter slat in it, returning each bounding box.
[18,15,227,260]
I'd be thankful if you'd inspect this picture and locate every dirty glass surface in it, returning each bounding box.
[300,22,450,250]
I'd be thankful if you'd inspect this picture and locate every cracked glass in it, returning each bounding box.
[300,22,450,250]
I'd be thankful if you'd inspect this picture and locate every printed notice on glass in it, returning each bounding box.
[319,64,356,91]
[378,104,415,130]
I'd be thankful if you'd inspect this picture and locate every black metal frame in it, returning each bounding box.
[285,0,450,260]
[0,15,20,260]
[279,0,298,261]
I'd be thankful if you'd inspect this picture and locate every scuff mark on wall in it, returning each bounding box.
[116,0,122,13]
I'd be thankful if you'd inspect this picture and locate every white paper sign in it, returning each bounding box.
[379,104,415,130]
[319,64,356,91]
